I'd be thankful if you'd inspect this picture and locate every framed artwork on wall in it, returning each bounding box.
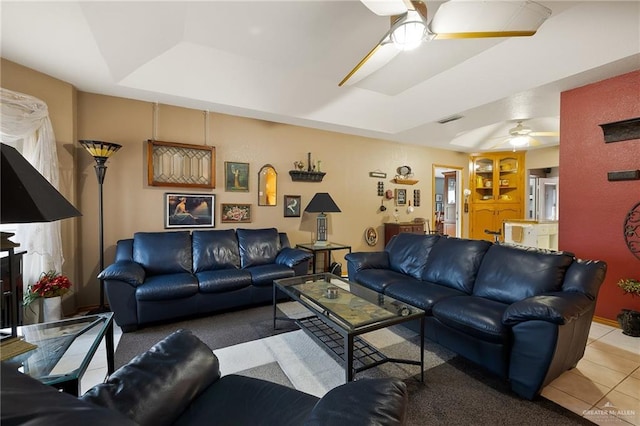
[225,162,250,192]
[395,188,407,206]
[148,140,215,189]
[165,193,215,229]
[221,203,252,223]
[284,195,301,217]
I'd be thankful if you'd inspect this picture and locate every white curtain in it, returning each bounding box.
[0,87,65,295]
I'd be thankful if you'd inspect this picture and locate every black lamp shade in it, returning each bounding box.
[304,193,341,213]
[0,143,82,224]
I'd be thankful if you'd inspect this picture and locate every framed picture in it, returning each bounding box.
[221,203,252,223]
[284,195,301,217]
[225,162,249,192]
[148,140,215,189]
[395,188,407,206]
[165,193,215,228]
[435,194,443,202]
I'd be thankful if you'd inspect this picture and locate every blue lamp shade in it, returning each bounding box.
[304,193,341,245]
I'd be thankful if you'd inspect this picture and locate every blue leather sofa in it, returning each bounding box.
[345,233,607,400]
[2,329,408,425]
[99,228,312,332]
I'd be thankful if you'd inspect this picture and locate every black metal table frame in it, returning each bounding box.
[273,279,424,383]
[295,243,352,274]
[55,315,115,395]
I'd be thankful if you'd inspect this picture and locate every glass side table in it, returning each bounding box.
[2,312,114,395]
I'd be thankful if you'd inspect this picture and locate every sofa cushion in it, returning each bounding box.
[432,296,510,344]
[196,269,252,293]
[247,264,295,286]
[353,269,411,293]
[385,280,467,314]
[133,231,192,276]
[81,329,220,426]
[237,228,280,268]
[135,273,199,301]
[385,233,440,280]
[192,230,241,272]
[473,245,574,304]
[422,238,491,293]
[173,374,318,426]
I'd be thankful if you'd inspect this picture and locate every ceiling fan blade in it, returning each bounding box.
[430,1,552,39]
[530,131,559,137]
[339,39,400,87]
[360,0,408,16]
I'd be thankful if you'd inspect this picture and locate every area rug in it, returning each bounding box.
[115,303,594,425]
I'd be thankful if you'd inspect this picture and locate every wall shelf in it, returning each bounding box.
[392,178,419,185]
[289,170,326,182]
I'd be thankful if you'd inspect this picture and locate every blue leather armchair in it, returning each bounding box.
[345,233,607,400]
[2,330,408,426]
[99,228,312,332]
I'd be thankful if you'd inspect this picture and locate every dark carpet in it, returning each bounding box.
[115,304,594,426]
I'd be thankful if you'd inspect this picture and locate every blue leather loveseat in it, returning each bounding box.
[345,233,607,400]
[99,228,312,332]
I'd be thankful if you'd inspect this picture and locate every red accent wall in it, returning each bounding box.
[560,70,640,320]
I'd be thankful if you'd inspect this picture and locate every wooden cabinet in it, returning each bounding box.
[384,222,425,245]
[469,152,525,241]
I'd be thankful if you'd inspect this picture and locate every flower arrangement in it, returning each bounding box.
[23,270,72,306]
[617,278,640,297]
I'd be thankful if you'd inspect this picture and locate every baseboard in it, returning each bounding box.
[592,315,619,328]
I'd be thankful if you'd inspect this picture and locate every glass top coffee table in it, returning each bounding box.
[273,273,425,382]
[2,312,114,395]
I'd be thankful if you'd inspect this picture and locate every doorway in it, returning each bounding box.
[433,165,463,237]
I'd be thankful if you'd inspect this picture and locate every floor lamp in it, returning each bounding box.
[79,140,121,314]
[1,143,81,342]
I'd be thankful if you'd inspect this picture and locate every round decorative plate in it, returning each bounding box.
[365,227,378,246]
[397,165,411,176]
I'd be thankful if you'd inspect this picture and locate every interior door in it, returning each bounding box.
[537,178,559,221]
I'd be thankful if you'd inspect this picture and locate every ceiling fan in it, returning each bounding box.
[339,0,552,87]
[489,120,559,151]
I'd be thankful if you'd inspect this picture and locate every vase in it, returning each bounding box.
[23,299,41,325]
[42,296,63,322]
[617,309,640,337]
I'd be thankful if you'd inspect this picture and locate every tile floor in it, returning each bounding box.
[81,321,639,425]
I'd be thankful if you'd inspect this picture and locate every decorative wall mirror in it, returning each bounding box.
[258,164,277,206]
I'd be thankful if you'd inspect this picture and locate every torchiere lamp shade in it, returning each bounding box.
[1,143,81,224]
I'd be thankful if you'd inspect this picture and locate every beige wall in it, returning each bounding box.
[526,146,559,169]
[2,58,470,310]
[76,93,469,308]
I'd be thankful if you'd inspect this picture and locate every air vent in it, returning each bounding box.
[437,115,463,124]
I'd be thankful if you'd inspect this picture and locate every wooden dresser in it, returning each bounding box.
[384,222,425,245]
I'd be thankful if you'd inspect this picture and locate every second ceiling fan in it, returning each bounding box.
[340,0,552,87]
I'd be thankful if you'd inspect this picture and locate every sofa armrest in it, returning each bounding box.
[344,252,390,273]
[503,292,594,326]
[276,247,313,268]
[81,330,220,426]
[304,378,407,426]
[98,261,145,287]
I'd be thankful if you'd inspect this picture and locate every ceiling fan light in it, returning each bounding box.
[509,135,529,147]
[390,11,429,51]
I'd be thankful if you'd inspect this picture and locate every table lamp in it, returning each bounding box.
[304,193,341,246]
